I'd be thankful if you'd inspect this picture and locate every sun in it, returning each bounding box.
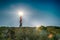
[18,11,24,16]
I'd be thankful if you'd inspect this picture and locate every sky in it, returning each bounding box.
[0,0,60,27]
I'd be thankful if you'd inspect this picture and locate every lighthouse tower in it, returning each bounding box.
[20,16,22,27]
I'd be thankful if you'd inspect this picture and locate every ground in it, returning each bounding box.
[0,26,60,40]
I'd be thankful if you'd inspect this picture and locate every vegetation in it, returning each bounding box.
[0,26,60,40]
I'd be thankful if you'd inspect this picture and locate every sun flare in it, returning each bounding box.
[18,11,24,16]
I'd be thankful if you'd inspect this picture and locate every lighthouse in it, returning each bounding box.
[20,16,22,27]
[18,11,23,27]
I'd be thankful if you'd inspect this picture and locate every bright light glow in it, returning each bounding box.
[18,11,24,16]
[48,34,53,38]
[36,25,40,30]
[36,25,40,27]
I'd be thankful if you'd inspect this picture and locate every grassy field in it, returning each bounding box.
[0,26,60,40]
